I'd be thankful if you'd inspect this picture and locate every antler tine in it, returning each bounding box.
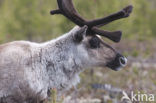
[50,0,123,42]
[87,11,126,27]
[92,27,122,42]
[85,5,133,27]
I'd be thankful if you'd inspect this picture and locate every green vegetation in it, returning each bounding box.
[76,66,156,103]
[47,89,64,103]
[0,0,155,43]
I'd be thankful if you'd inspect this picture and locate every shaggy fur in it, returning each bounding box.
[0,26,117,103]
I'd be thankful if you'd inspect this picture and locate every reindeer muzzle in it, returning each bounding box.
[106,53,127,71]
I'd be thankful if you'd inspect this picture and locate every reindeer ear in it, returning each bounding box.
[73,25,88,42]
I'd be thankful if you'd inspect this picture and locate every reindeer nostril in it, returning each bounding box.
[106,54,127,70]
[119,57,127,65]
[120,57,125,64]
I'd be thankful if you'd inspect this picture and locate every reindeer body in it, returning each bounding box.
[0,27,90,103]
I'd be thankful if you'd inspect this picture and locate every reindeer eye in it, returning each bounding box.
[89,37,100,49]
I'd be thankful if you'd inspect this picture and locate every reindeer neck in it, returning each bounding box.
[40,33,83,91]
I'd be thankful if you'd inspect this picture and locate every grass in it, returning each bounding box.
[63,65,156,102]
[47,89,64,103]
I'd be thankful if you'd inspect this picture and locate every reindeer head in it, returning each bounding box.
[50,0,133,71]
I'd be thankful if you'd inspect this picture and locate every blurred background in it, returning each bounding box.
[0,0,155,102]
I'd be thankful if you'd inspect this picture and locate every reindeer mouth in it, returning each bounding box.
[106,53,127,71]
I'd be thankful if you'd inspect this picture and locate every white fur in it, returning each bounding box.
[0,27,90,102]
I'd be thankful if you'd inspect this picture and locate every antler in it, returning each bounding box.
[50,0,133,42]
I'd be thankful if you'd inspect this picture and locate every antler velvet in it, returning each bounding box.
[50,0,133,42]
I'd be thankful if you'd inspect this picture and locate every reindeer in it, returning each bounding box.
[0,0,133,103]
